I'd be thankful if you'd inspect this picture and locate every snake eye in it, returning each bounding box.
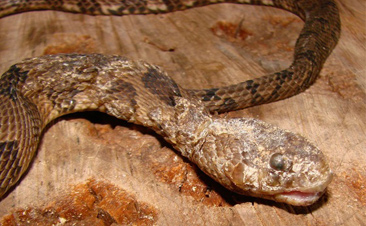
[270,153,288,171]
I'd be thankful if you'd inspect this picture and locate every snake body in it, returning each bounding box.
[0,0,340,206]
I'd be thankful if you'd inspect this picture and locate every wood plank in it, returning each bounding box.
[0,1,365,225]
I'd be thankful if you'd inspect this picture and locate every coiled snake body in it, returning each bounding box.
[0,0,340,206]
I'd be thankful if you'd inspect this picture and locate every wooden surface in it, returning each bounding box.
[0,1,365,225]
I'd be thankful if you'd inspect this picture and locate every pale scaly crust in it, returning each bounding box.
[0,0,340,206]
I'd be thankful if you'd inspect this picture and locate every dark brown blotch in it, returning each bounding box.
[0,65,29,101]
[108,6,125,15]
[201,88,220,102]
[0,141,19,161]
[142,67,181,106]
[109,80,138,107]
[216,98,238,112]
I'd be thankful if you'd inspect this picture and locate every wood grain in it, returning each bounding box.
[0,1,365,225]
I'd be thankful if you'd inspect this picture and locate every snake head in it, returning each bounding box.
[149,97,332,206]
[192,117,333,206]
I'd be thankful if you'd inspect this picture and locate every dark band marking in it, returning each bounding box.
[162,0,177,11]
[275,70,294,85]
[76,0,103,14]
[296,49,317,66]
[250,93,264,105]
[221,97,239,111]
[109,80,138,107]
[245,80,260,95]
[108,7,125,15]
[201,88,220,101]
[0,65,29,101]
[142,67,182,106]
[0,141,19,175]
[0,141,18,160]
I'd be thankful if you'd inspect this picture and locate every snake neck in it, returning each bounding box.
[148,96,213,158]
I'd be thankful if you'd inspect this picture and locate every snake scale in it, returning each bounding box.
[0,0,340,206]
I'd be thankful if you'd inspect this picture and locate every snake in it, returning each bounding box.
[0,0,340,206]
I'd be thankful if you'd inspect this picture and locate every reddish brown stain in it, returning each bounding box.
[43,34,98,55]
[211,21,253,42]
[211,16,302,62]
[1,179,158,225]
[151,147,231,207]
[324,69,365,101]
[344,169,366,206]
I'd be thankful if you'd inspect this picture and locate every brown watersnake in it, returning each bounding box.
[0,0,340,206]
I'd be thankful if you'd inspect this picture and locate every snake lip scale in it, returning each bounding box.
[0,0,340,206]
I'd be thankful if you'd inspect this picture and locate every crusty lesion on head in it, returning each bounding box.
[148,96,333,205]
[147,96,212,149]
[197,117,333,205]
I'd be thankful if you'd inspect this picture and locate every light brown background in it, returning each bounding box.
[0,0,365,225]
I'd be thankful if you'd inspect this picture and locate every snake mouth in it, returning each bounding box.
[272,168,333,206]
[274,191,324,206]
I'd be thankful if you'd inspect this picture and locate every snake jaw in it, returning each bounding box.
[274,190,326,206]
[264,167,333,206]
[276,169,333,206]
[226,166,333,206]
[269,170,333,206]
